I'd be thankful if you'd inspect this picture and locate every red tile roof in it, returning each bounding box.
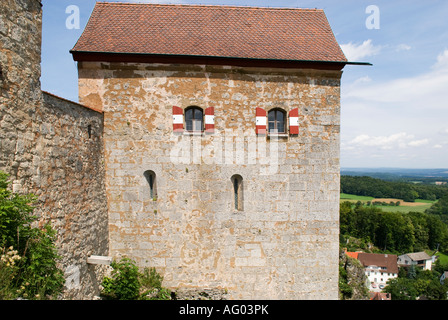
[345,252,359,259]
[71,2,347,64]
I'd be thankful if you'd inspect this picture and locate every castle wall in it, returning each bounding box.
[0,0,42,184]
[1,0,108,299]
[78,61,341,299]
[39,92,108,299]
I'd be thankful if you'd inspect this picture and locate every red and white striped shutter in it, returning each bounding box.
[255,107,266,135]
[205,107,215,133]
[289,108,299,135]
[172,106,183,133]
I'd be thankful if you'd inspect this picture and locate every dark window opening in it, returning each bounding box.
[87,124,92,138]
[268,108,286,134]
[185,107,203,132]
[144,170,157,200]
[231,174,243,211]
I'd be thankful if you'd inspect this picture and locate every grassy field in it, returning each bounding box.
[340,193,374,201]
[425,250,448,265]
[435,251,448,265]
[340,193,436,213]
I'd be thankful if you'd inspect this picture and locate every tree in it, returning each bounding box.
[339,202,353,236]
[427,215,448,252]
[425,279,448,300]
[408,212,430,252]
[385,278,418,300]
[376,211,415,253]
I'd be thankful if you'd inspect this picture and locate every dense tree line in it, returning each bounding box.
[341,175,448,202]
[426,193,448,224]
[340,202,448,254]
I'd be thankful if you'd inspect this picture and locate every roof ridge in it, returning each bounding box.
[94,1,324,12]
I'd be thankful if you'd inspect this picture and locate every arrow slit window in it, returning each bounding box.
[231,174,243,211]
[144,170,157,199]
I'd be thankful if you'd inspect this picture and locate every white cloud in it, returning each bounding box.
[347,133,431,150]
[352,76,372,85]
[408,139,429,147]
[344,49,448,110]
[340,39,382,61]
[396,44,412,52]
[433,49,448,70]
[348,132,415,150]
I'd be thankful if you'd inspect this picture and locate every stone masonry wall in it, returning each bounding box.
[79,61,341,299]
[1,0,109,299]
[39,92,108,299]
[0,0,42,185]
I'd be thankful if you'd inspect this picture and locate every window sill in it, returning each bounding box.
[267,133,288,139]
[183,131,204,136]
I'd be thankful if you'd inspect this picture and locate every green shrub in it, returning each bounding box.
[139,267,171,300]
[0,246,21,299]
[0,171,64,300]
[18,224,65,299]
[101,258,171,300]
[101,258,140,300]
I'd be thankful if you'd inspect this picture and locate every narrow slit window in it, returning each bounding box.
[144,170,157,200]
[233,178,239,209]
[231,175,243,211]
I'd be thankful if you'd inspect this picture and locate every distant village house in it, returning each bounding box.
[397,252,434,271]
[346,252,398,292]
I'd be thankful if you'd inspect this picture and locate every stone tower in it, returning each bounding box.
[0,0,42,185]
[72,3,347,299]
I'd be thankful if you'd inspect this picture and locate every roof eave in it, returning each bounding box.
[344,61,373,66]
[70,50,357,70]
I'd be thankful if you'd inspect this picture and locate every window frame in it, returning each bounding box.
[267,108,287,134]
[185,106,204,133]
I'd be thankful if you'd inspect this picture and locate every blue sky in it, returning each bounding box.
[40,0,448,169]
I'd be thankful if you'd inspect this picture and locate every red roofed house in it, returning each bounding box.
[71,2,359,299]
[357,253,399,292]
